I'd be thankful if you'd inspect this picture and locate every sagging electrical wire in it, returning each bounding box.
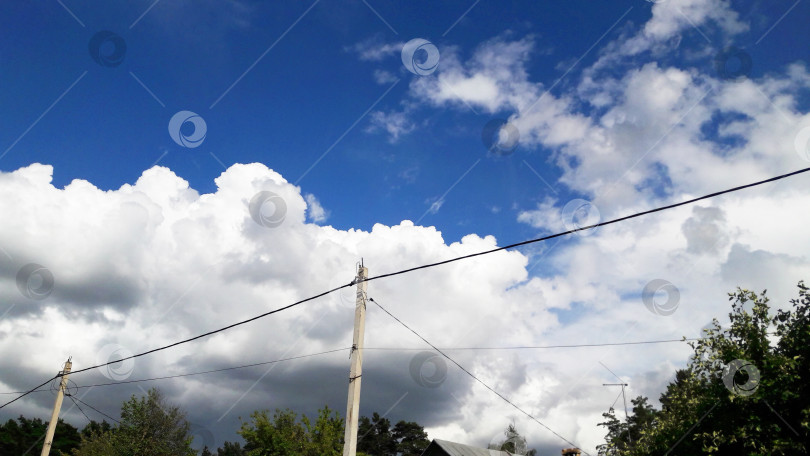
[0,348,350,395]
[369,296,589,455]
[3,166,808,410]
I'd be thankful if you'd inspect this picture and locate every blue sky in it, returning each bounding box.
[2,0,803,243]
[2,0,810,453]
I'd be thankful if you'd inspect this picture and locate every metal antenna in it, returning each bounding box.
[603,383,630,422]
[600,362,632,445]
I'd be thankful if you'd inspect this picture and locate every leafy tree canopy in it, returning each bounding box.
[0,415,80,455]
[238,406,429,456]
[216,440,247,455]
[70,387,196,456]
[392,419,431,455]
[488,423,537,456]
[238,405,344,456]
[357,412,430,456]
[358,412,395,455]
[598,282,810,455]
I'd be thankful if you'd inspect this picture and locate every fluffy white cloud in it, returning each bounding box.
[396,10,808,217]
[304,193,329,223]
[0,162,567,450]
[409,37,538,113]
[367,110,416,142]
[347,39,404,62]
[643,0,748,42]
[373,69,399,85]
[3,1,808,454]
[346,0,810,451]
[3,157,807,453]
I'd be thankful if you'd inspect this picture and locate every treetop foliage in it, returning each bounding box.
[69,387,196,456]
[598,282,809,455]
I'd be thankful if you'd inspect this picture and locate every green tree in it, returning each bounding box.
[488,423,537,456]
[79,420,111,440]
[392,419,430,455]
[0,416,80,455]
[598,282,810,455]
[356,413,430,456]
[597,407,625,456]
[357,412,396,456]
[307,406,345,455]
[238,405,343,456]
[596,396,658,455]
[70,388,196,456]
[217,441,246,455]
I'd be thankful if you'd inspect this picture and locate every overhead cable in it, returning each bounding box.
[0,348,349,395]
[361,338,702,350]
[369,296,589,454]
[3,166,808,410]
[362,166,810,285]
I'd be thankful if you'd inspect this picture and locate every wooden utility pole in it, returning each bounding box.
[342,264,368,456]
[41,358,72,456]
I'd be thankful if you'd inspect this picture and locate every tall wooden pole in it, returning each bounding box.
[343,264,368,456]
[41,358,71,456]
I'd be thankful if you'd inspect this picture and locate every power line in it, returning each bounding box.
[368,296,589,455]
[0,339,699,395]
[0,348,350,395]
[361,166,810,285]
[69,395,121,425]
[0,376,61,410]
[0,285,352,409]
[361,338,702,350]
[67,395,93,424]
[3,166,808,410]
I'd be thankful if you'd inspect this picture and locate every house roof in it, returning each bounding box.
[425,438,513,456]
